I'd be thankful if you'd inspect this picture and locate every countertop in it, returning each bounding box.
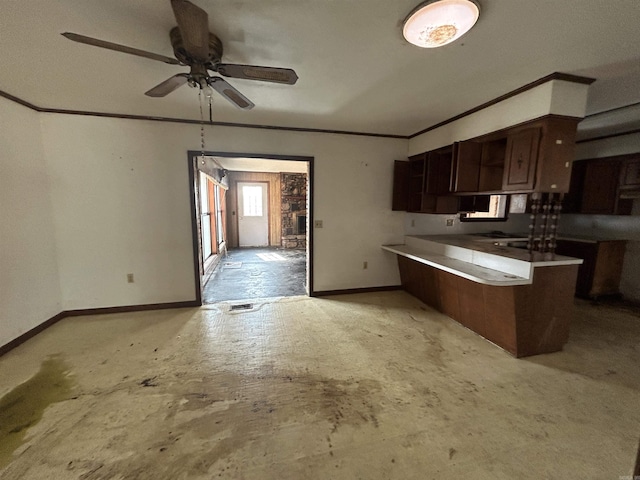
[410,235,583,265]
[382,234,583,286]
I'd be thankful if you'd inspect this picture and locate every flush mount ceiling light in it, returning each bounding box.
[403,0,480,48]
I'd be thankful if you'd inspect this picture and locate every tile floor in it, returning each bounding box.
[202,248,307,304]
[0,292,639,479]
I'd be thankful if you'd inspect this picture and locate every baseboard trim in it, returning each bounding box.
[0,311,67,358]
[312,285,403,297]
[64,300,200,317]
[0,300,201,358]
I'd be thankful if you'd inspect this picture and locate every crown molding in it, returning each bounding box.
[1,71,596,141]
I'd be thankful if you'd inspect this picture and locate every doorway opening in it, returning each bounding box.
[188,152,314,305]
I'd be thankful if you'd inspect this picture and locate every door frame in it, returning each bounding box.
[187,150,315,305]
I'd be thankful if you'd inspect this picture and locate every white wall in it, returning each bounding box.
[0,97,62,346]
[39,113,407,308]
[405,212,530,237]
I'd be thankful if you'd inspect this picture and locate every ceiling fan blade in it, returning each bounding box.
[209,77,255,110]
[170,0,211,62]
[62,32,180,65]
[217,64,298,85]
[145,74,190,97]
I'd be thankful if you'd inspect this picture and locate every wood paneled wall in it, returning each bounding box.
[226,172,282,248]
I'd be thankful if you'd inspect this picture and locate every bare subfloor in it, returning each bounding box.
[1,292,639,479]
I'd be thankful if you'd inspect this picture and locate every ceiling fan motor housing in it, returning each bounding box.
[170,26,223,65]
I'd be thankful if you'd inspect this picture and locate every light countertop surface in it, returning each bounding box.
[382,234,583,286]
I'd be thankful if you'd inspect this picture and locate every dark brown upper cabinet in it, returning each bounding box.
[502,128,541,191]
[451,141,482,193]
[450,138,507,194]
[403,149,458,214]
[393,115,584,214]
[426,146,459,213]
[480,139,507,192]
[530,116,580,193]
[426,146,454,195]
[580,159,622,214]
[449,116,580,195]
[407,153,427,212]
[491,116,579,194]
[568,154,638,215]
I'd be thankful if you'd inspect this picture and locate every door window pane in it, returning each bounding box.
[242,185,263,217]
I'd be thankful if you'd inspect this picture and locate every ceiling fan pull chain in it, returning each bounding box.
[199,90,206,158]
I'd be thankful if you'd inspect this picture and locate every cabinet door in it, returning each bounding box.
[392,160,409,211]
[422,149,456,213]
[562,160,586,213]
[451,141,482,192]
[437,154,454,194]
[407,155,426,212]
[502,128,541,191]
[580,160,619,214]
[426,149,454,195]
[437,270,460,320]
[425,153,440,195]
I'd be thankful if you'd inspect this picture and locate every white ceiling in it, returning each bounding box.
[1,0,640,137]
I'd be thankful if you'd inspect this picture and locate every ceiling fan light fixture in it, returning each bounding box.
[403,0,480,48]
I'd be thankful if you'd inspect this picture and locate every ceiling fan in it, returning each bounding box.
[62,0,298,110]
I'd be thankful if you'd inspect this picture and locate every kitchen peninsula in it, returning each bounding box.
[382,235,583,357]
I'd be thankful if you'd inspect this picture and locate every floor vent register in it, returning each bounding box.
[230,303,253,311]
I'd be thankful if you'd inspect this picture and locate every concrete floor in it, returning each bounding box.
[202,248,307,304]
[1,292,639,479]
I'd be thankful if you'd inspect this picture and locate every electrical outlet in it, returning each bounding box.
[127,273,134,283]
[446,218,454,227]
[314,220,323,228]
[363,261,368,269]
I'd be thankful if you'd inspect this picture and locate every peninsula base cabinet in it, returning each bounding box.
[397,256,579,357]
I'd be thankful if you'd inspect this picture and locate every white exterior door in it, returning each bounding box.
[238,182,269,247]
